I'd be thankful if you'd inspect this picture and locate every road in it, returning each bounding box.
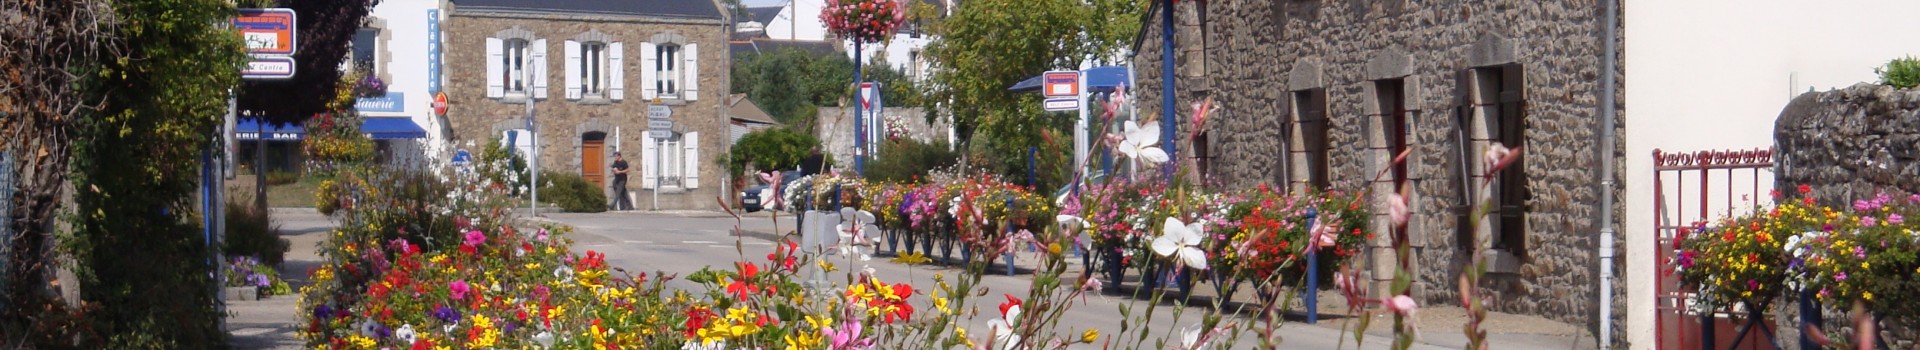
[539,210,1497,350]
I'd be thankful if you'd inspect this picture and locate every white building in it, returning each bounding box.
[1622,1,1920,348]
[348,0,451,167]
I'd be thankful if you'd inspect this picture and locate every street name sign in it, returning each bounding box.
[648,105,673,139]
[241,56,296,80]
[1043,97,1080,111]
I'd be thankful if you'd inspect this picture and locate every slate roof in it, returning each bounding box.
[728,94,778,125]
[453,0,723,20]
[747,6,785,25]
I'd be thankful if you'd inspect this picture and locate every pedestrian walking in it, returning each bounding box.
[610,151,633,211]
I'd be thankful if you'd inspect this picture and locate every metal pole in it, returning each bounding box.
[1598,0,1619,347]
[854,41,866,176]
[1075,71,1088,186]
[1158,0,1177,180]
[526,67,540,216]
[652,137,661,211]
[1305,208,1318,324]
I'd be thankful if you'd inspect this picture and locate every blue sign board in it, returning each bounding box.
[452,149,472,164]
[427,9,442,93]
[355,92,405,113]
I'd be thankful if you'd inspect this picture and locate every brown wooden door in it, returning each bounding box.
[582,139,605,188]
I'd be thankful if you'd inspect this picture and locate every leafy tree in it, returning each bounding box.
[733,49,920,129]
[726,127,822,176]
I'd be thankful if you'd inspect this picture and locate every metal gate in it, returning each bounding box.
[1653,147,1777,350]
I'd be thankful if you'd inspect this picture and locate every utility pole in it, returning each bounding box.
[526,64,540,216]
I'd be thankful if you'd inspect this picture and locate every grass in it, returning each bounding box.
[227,173,323,208]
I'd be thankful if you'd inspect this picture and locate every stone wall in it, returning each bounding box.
[815,107,949,172]
[445,10,731,210]
[1774,83,1920,347]
[1133,0,1625,340]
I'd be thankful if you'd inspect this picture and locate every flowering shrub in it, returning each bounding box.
[228,256,293,296]
[819,0,906,44]
[302,110,375,175]
[1794,192,1920,317]
[1218,185,1371,286]
[1675,201,1805,310]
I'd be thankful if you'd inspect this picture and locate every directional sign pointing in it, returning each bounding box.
[1043,97,1079,111]
[242,56,297,80]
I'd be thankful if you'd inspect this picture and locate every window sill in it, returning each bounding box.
[576,96,614,105]
[1481,249,1523,274]
[653,97,689,106]
[496,95,531,104]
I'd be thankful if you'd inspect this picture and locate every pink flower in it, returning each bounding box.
[463,229,486,247]
[824,319,872,350]
[1388,192,1410,229]
[1860,216,1877,227]
[1483,143,1522,178]
[1307,219,1336,253]
[1889,214,1904,225]
[449,280,471,300]
[1081,276,1104,291]
[1385,295,1418,317]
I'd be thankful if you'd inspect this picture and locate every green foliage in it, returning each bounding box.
[59,0,253,346]
[265,170,300,186]
[732,49,921,128]
[1877,56,1920,89]
[539,171,609,213]
[477,138,532,195]
[234,0,381,125]
[224,199,289,266]
[727,127,823,175]
[865,138,960,183]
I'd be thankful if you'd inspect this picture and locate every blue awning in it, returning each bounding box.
[234,117,427,140]
[1008,66,1131,93]
[236,118,305,141]
[363,117,428,140]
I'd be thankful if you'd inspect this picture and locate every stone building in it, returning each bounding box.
[443,0,731,210]
[1131,0,1626,341]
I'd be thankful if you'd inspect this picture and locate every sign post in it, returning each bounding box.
[858,82,883,162]
[227,7,297,323]
[648,105,672,211]
[1040,70,1087,188]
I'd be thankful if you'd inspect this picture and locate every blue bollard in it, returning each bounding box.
[1799,289,1820,350]
[1305,207,1319,324]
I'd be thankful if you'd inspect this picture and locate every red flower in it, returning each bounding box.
[727,263,762,299]
[998,294,1023,317]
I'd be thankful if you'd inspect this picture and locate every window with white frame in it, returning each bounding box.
[351,28,380,74]
[640,131,701,190]
[655,44,680,97]
[566,39,624,100]
[486,32,547,99]
[503,39,529,94]
[640,39,699,101]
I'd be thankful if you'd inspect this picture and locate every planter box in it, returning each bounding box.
[225,286,259,301]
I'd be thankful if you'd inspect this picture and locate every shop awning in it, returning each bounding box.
[234,117,428,140]
[362,117,428,139]
[236,118,305,141]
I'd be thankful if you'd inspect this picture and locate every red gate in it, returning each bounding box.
[1653,147,1777,350]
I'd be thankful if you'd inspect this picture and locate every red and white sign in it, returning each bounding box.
[1043,71,1080,98]
[432,92,450,117]
[233,9,297,56]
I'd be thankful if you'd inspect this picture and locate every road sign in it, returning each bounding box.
[1043,97,1080,111]
[234,9,297,56]
[1043,71,1080,98]
[241,56,297,80]
[648,105,673,139]
[432,92,449,117]
[648,105,672,120]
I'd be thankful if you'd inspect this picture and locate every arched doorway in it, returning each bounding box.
[581,131,608,188]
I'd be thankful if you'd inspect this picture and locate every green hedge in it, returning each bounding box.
[866,138,959,183]
[223,201,288,266]
[540,171,608,213]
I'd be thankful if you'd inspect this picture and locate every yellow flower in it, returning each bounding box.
[1865,291,1874,300]
[1048,243,1063,256]
[955,327,976,348]
[819,260,837,273]
[932,292,952,314]
[1863,262,1871,269]
[348,334,376,349]
[1081,329,1100,343]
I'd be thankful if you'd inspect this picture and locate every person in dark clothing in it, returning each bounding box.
[610,151,633,211]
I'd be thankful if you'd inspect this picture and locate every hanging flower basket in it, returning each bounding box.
[820,0,907,44]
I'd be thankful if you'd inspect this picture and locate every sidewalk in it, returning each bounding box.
[226,208,328,350]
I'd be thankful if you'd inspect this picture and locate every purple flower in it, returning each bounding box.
[313,304,334,321]
[1854,246,1866,259]
[1836,272,1848,282]
[432,306,461,323]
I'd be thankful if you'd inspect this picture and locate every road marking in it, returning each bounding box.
[746,241,774,246]
[707,245,735,248]
[623,240,653,244]
[683,240,719,244]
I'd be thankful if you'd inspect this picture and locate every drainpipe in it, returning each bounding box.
[1598,0,1619,347]
[1159,0,1176,180]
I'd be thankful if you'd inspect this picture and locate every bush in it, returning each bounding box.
[540,171,608,213]
[866,138,959,183]
[727,127,822,175]
[1877,56,1920,89]
[265,170,300,186]
[224,199,289,266]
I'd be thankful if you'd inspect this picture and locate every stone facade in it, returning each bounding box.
[1773,83,1920,348]
[445,5,731,210]
[1132,0,1625,339]
[816,106,950,168]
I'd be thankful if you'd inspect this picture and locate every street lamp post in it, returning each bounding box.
[526,65,540,216]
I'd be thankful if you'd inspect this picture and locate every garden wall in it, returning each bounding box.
[1774,83,1920,347]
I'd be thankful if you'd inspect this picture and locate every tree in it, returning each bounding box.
[234,0,381,125]
[727,127,822,176]
[732,49,920,129]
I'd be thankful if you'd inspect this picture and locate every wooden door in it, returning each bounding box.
[582,139,605,188]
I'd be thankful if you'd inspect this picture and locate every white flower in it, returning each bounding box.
[395,324,418,345]
[1117,121,1169,164]
[681,339,726,350]
[554,266,575,284]
[356,319,380,337]
[1056,215,1087,233]
[1152,217,1209,270]
[988,304,1023,350]
[1180,323,1212,349]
